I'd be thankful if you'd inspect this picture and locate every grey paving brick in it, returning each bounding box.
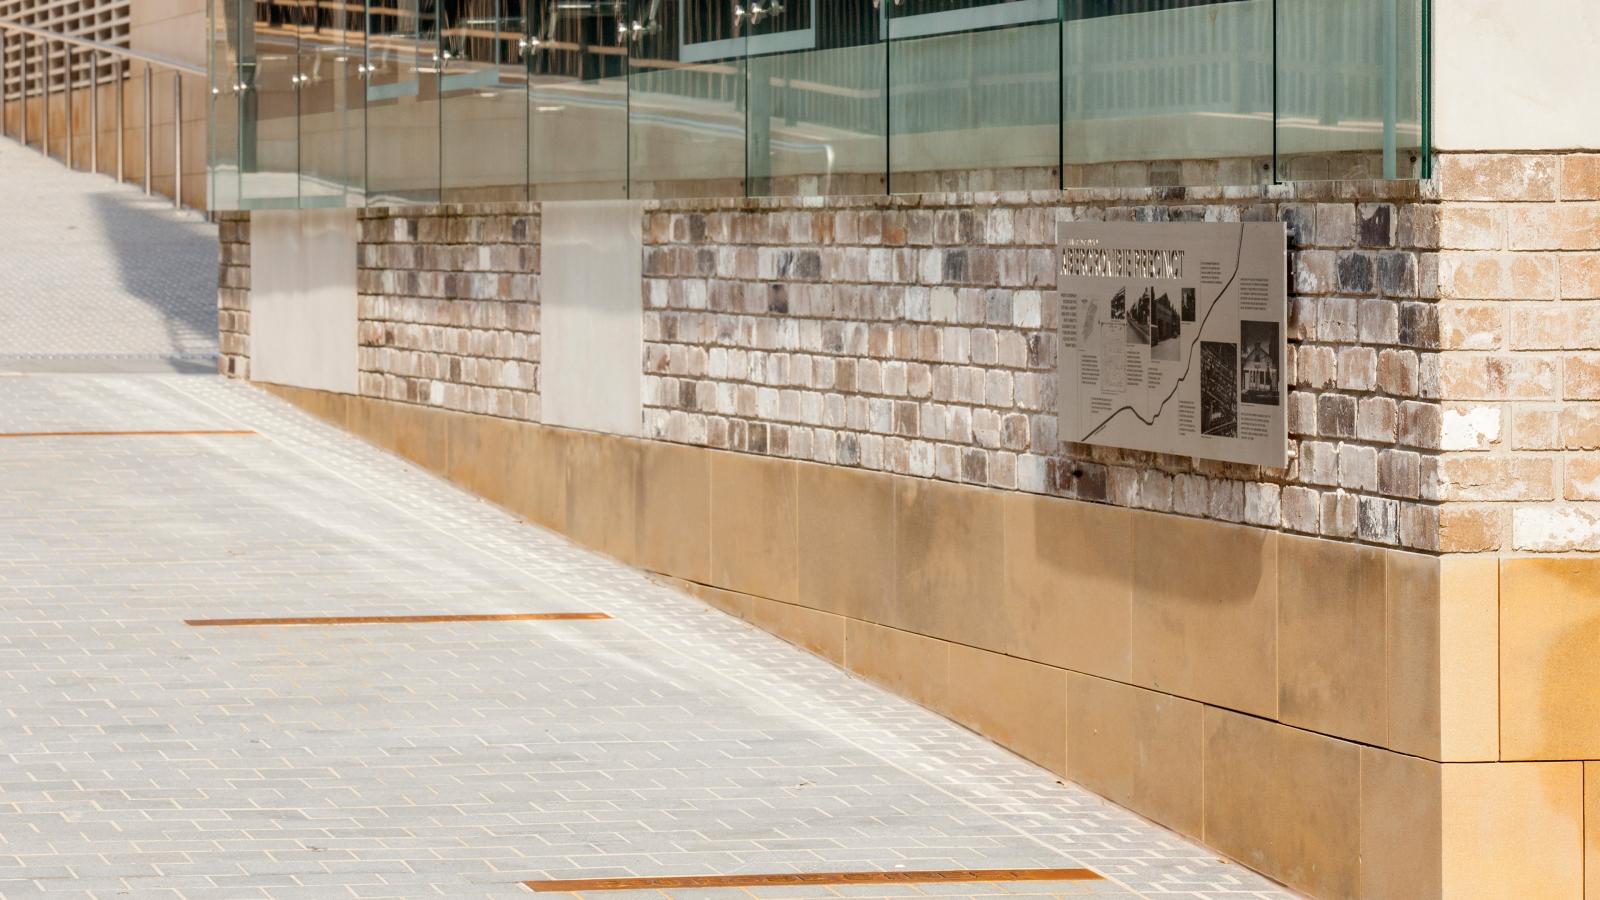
[0,150,1295,897]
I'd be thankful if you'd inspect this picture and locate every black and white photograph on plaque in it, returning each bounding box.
[1110,287,1126,320]
[1127,287,1154,345]
[1200,341,1238,437]
[1239,320,1280,405]
[1149,292,1181,361]
[1181,288,1196,322]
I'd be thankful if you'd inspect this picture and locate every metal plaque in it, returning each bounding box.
[1057,221,1288,468]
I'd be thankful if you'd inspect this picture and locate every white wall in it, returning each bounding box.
[1434,0,1600,151]
[539,201,644,437]
[249,209,359,394]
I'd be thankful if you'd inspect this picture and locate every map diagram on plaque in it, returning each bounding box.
[1057,221,1288,468]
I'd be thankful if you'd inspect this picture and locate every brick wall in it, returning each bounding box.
[641,182,1443,551]
[224,182,1445,552]
[355,205,542,421]
[218,211,250,379]
[1437,152,1600,552]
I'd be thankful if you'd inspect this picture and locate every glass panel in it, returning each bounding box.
[746,0,885,197]
[888,1,1060,193]
[628,0,747,199]
[366,0,443,205]
[208,0,242,210]
[441,0,529,201]
[238,0,301,208]
[1062,0,1274,188]
[298,0,366,206]
[526,0,629,199]
[1276,0,1424,181]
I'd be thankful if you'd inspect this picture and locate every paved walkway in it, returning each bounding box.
[0,138,218,368]
[0,142,1294,899]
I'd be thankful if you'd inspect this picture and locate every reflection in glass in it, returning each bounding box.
[366,0,443,205]
[441,0,529,201]
[239,0,301,208]
[206,0,1433,210]
[1276,0,1424,181]
[526,0,628,199]
[889,2,1060,193]
[298,0,366,206]
[208,0,241,210]
[1062,0,1273,188]
[628,0,747,199]
[747,0,885,197]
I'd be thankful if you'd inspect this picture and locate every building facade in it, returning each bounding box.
[207,1,1600,897]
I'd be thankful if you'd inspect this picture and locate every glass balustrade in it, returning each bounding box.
[209,0,1430,209]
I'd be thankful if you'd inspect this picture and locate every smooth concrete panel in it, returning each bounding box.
[249,209,359,395]
[540,200,644,436]
[745,596,847,667]
[1434,1,1600,151]
[1067,673,1204,839]
[1441,762,1584,899]
[709,453,799,604]
[1385,550,1445,760]
[564,431,641,563]
[1202,708,1361,900]
[893,478,1008,651]
[1437,556,1500,762]
[797,464,897,621]
[1278,536,1388,746]
[345,396,453,478]
[843,619,949,712]
[636,441,712,584]
[946,644,1067,776]
[1003,494,1134,681]
[1500,558,1600,760]
[260,382,351,429]
[1132,513,1278,718]
[1359,747,1442,900]
[1586,761,1600,900]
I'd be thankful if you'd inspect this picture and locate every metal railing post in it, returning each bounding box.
[63,43,72,170]
[0,18,207,198]
[141,63,150,194]
[173,73,181,208]
[41,38,49,158]
[18,35,25,148]
[115,56,123,182]
[88,49,97,173]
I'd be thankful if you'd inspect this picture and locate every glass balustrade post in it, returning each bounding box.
[1382,0,1398,179]
[19,35,26,148]
[42,39,49,158]
[175,73,183,207]
[89,49,98,173]
[143,64,151,194]
[65,43,73,170]
[115,54,123,182]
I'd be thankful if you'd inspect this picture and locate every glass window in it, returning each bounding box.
[238,0,302,208]
[747,0,885,197]
[527,0,629,199]
[1062,0,1274,188]
[366,0,443,205]
[888,0,1060,193]
[441,0,529,201]
[1275,0,1425,181]
[208,0,242,210]
[298,0,366,206]
[628,0,747,199]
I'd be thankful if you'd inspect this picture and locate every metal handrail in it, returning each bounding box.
[0,19,202,76]
[0,16,203,211]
